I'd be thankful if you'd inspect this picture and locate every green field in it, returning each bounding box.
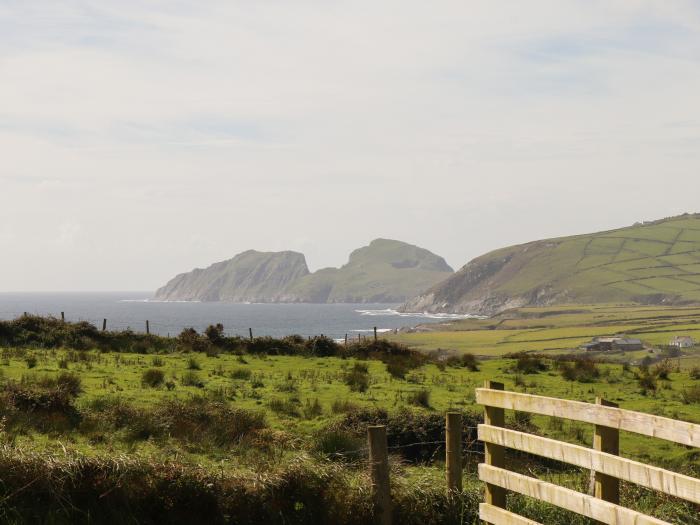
[0,313,698,523]
[390,304,700,359]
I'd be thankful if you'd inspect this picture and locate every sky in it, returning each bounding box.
[2,1,700,292]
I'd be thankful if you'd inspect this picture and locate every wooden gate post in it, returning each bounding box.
[593,397,619,505]
[249,328,253,341]
[145,320,150,335]
[368,425,392,525]
[102,319,107,331]
[483,381,506,509]
[374,327,378,342]
[446,412,462,492]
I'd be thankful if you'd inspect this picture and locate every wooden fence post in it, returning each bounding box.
[593,397,619,506]
[249,328,253,341]
[145,320,150,335]
[102,319,107,331]
[374,327,377,342]
[446,412,462,492]
[61,312,65,322]
[345,333,348,346]
[483,381,506,510]
[368,425,392,525]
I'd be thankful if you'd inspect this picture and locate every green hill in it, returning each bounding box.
[155,239,453,303]
[400,214,700,315]
[287,238,454,303]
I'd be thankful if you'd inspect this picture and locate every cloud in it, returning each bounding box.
[1,1,700,290]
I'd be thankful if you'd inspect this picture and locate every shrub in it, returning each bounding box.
[638,372,657,394]
[151,356,164,367]
[559,359,599,383]
[186,357,201,370]
[653,359,674,380]
[515,355,547,374]
[330,399,359,413]
[204,323,225,345]
[141,368,165,388]
[231,368,252,380]
[344,363,369,392]
[680,385,700,404]
[690,366,700,380]
[268,397,300,417]
[314,430,364,461]
[25,355,37,369]
[407,389,430,408]
[385,359,409,379]
[460,353,479,371]
[181,371,204,388]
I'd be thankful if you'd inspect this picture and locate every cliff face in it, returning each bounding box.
[400,214,700,316]
[154,239,454,303]
[154,250,310,302]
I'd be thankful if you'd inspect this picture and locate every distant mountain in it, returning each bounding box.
[154,250,310,302]
[400,214,700,316]
[154,239,453,303]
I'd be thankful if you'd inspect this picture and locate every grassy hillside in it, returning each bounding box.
[401,214,700,315]
[289,238,454,302]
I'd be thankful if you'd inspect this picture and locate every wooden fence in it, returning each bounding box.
[477,380,700,525]
[365,381,699,525]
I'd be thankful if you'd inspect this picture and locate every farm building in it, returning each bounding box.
[581,336,644,351]
[669,336,695,348]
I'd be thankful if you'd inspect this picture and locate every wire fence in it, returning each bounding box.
[0,311,379,340]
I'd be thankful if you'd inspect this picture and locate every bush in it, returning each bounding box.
[344,363,369,392]
[186,357,201,370]
[268,397,300,417]
[142,368,165,388]
[638,372,657,394]
[231,368,252,380]
[151,356,164,367]
[314,430,364,462]
[408,389,430,408]
[25,355,37,369]
[515,355,547,374]
[653,359,674,380]
[690,367,700,380]
[181,371,204,388]
[559,359,599,383]
[680,385,700,404]
[385,359,409,379]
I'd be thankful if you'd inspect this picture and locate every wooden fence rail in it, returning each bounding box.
[476,382,700,525]
[359,383,698,524]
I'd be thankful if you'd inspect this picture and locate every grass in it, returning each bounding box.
[389,303,700,358]
[0,313,698,523]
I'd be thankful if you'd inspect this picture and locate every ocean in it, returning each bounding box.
[0,292,475,339]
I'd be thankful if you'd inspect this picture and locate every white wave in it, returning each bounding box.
[355,308,484,320]
[350,328,393,333]
[119,299,201,303]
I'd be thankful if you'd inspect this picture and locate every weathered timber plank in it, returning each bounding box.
[478,464,671,525]
[479,503,542,525]
[476,388,700,447]
[478,425,700,505]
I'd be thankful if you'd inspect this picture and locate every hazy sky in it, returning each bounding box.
[2,1,700,291]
